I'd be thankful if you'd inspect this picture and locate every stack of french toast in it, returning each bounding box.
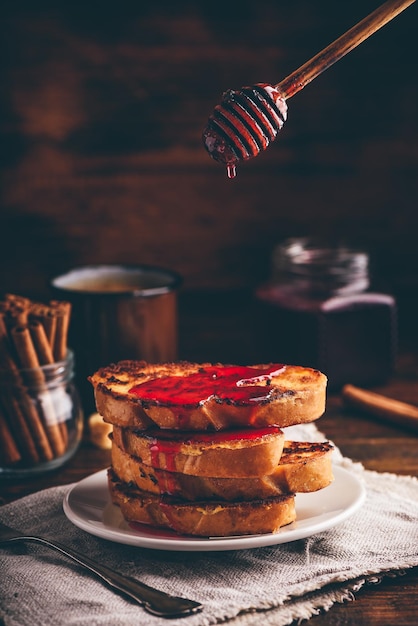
[89,361,333,537]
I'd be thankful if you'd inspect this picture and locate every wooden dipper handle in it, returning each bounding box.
[342,384,418,432]
[277,0,416,99]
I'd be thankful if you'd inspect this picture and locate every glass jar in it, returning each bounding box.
[0,350,83,477]
[255,238,397,390]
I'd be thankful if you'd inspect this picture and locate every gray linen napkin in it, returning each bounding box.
[1,422,418,626]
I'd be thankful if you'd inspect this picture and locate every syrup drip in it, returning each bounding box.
[150,440,177,472]
[226,164,237,179]
[145,425,282,473]
[156,468,180,496]
[129,364,285,407]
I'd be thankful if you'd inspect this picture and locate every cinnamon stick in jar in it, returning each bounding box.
[29,303,58,352]
[29,320,55,366]
[42,301,72,451]
[0,403,21,464]
[3,294,31,327]
[50,300,71,361]
[5,293,32,308]
[11,325,43,379]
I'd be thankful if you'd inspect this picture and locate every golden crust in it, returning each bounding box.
[111,440,334,501]
[90,360,327,431]
[111,425,285,478]
[108,470,296,537]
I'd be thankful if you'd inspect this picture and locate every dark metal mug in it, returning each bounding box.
[51,264,182,413]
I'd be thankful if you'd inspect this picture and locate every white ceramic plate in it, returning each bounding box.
[63,466,365,552]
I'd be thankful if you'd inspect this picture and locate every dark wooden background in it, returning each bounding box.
[1,7,418,621]
[1,0,418,355]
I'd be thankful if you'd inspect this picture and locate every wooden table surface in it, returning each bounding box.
[1,291,417,626]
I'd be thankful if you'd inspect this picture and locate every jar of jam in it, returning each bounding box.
[255,238,397,390]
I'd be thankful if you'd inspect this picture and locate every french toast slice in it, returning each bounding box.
[111,425,285,478]
[90,360,327,430]
[108,470,296,537]
[111,439,334,501]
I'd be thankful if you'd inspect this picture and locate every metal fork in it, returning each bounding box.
[0,520,202,618]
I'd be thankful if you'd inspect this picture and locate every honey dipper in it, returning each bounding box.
[202,0,416,178]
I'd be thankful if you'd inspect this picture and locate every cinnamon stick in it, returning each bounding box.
[2,394,41,463]
[52,301,72,446]
[4,294,31,326]
[342,384,418,432]
[5,293,31,308]
[50,300,71,361]
[29,304,58,351]
[0,315,21,464]
[29,319,69,448]
[29,320,55,365]
[0,313,15,369]
[0,402,21,464]
[11,325,42,373]
[50,301,72,446]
